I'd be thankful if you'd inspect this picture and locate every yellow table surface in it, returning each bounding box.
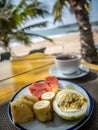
[0,53,54,104]
[0,52,98,104]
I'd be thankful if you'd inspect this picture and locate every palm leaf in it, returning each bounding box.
[23,32,53,42]
[11,31,31,45]
[0,0,51,48]
[53,0,68,22]
[84,1,91,12]
[20,21,47,31]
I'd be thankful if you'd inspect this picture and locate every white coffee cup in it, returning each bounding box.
[54,53,81,75]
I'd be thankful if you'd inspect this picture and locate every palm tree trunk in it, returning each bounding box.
[68,0,98,63]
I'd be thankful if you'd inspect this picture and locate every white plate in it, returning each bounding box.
[49,64,89,79]
[8,80,93,130]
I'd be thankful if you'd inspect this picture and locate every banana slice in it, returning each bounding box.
[33,100,53,122]
[53,89,88,120]
[41,92,55,102]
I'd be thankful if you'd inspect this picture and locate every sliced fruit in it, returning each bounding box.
[28,76,59,100]
[53,89,88,120]
[10,100,34,124]
[16,94,38,110]
[33,100,53,122]
[29,82,50,100]
[41,91,55,102]
[18,94,38,103]
[32,89,47,100]
[45,76,59,89]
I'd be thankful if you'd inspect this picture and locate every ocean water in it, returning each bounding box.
[29,21,98,41]
[30,24,79,37]
[0,21,97,50]
[0,21,98,49]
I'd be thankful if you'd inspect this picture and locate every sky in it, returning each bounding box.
[36,0,98,29]
[12,0,98,29]
[44,0,98,27]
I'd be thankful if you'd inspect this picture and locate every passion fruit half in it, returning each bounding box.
[53,89,88,120]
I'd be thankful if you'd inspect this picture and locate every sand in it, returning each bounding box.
[2,31,98,58]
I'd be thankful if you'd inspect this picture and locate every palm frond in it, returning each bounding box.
[19,21,47,31]
[84,1,91,12]
[9,0,49,28]
[53,0,67,23]
[12,31,31,45]
[0,0,51,48]
[22,32,53,42]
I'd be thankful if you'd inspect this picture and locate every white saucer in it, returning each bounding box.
[49,64,89,79]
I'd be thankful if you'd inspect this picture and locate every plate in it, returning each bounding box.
[8,80,93,130]
[49,64,89,79]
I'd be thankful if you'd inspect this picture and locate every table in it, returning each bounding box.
[0,53,98,130]
[0,53,54,103]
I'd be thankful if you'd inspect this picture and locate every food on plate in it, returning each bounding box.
[33,100,53,122]
[44,76,59,89]
[10,100,34,124]
[19,94,38,103]
[64,84,75,90]
[53,89,88,120]
[52,87,62,94]
[10,94,37,123]
[29,76,59,100]
[15,94,38,110]
[41,91,55,103]
[29,82,49,100]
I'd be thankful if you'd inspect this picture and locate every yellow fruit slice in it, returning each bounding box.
[33,100,53,122]
[41,91,55,102]
[10,100,34,124]
[16,94,38,110]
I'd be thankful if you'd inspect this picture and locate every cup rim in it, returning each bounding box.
[55,53,81,62]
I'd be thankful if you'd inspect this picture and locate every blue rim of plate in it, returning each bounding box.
[8,80,94,130]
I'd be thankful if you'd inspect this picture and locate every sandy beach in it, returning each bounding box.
[1,31,98,58]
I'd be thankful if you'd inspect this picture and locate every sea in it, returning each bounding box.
[0,21,98,51]
[30,21,98,39]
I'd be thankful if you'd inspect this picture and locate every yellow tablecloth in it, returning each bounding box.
[0,53,54,103]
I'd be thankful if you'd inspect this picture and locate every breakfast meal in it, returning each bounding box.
[10,76,88,125]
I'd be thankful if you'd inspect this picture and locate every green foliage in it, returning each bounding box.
[84,1,91,12]
[0,0,49,48]
[53,0,68,22]
[53,0,91,22]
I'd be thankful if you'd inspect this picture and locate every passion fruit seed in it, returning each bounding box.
[58,92,87,111]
